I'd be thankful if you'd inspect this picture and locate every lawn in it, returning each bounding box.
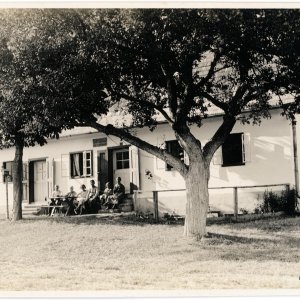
[0,213,299,291]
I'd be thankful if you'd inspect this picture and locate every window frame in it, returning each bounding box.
[221,132,245,167]
[115,150,130,170]
[70,150,93,178]
[165,140,184,171]
[2,161,13,183]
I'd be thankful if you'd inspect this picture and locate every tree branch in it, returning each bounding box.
[83,121,188,176]
[199,91,228,112]
[197,52,221,87]
[203,115,236,163]
[117,92,174,125]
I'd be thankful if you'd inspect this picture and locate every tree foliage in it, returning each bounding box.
[0,9,108,149]
[1,9,299,234]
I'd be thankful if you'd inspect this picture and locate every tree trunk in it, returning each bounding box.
[12,138,24,221]
[183,161,210,240]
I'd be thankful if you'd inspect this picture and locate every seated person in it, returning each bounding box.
[104,177,125,209]
[100,182,113,206]
[63,186,77,215]
[48,184,63,215]
[65,186,77,199]
[87,180,100,213]
[50,185,63,205]
[74,184,89,214]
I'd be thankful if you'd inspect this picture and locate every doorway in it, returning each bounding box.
[28,160,47,203]
[113,149,130,193]
[97,151,108,193]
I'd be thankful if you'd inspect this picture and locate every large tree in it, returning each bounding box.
[78,9,300,239]
[2,9,300,239]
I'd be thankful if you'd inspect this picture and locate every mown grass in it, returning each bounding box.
[0,213,299,291]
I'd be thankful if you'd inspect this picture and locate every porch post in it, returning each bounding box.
[153,191,159,223]
[5,176,9,219]
[233,187,238,221]
[292,121,299,210]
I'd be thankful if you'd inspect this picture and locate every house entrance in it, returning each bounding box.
[27,159,49,203]
[113,149,130,193]
[97,151,108,193]
[33,160,47,202]
[106,145,139,195]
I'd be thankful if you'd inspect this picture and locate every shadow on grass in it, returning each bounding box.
[204,232,276,245]
[22,214,152,226]
[20,212,300,237]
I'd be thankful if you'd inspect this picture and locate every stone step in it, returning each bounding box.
[22,203,46,216]
[120,205,133,212]
[122,199,133,205]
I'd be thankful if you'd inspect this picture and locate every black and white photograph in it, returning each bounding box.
[0,1,299,297]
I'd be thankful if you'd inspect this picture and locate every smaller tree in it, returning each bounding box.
[0,9,108,220]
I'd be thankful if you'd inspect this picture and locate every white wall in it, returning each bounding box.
[0,109,297,217]
[135,110,295,215]
[0,131,126,216]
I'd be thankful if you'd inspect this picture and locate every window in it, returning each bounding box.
[116,150,129,169]
[165,140,184,171]
[70,150,93,178]
[2,161,13,182]
[222,133,245,166]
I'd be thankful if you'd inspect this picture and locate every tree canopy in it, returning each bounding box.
[1,9,299,235]
[0,9,108,149]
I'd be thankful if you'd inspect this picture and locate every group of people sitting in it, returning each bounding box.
[49,177,126,215]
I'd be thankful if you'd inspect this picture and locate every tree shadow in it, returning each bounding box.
[205,232,277,245]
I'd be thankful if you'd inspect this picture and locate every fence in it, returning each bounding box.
[151,183,290,223]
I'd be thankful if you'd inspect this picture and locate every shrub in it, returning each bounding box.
[256,188,296,215]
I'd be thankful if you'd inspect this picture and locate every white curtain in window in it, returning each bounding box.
[72,154,81,176]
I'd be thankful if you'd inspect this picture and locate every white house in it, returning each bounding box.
[0,107,298,218]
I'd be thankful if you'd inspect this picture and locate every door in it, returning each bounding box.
[113,149,130,193]
[22,162,28,202]
[97,151,108,193]
[129,145,140,193]
[33,160,47,202]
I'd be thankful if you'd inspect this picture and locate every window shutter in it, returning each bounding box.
[0,162,3,183]
[213,147,223,165]
[46,158,55,197]
[183,151,189,165]
[129,145,140,191]
[22,162,28,182]
[242,133,251,163]
[156,136,166,170]
[22,162,29,201]
[61,154,69,178]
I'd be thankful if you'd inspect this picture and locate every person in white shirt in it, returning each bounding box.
[51,185,63,205]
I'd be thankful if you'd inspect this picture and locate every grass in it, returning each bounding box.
[0,213,299,291]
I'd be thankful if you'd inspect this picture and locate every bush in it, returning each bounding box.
[256,188,296,215]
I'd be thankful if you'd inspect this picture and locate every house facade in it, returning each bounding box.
[0,108,298,218]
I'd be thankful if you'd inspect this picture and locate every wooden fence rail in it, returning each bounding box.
[152,183,290,223]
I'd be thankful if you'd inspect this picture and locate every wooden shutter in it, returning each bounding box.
[213,147,223,165]
[242,133,251,163]
[0,162,3,183]
[46,158,55,197]
[183,151,189,165]
[156,136,166,170]
[22,162,29,201]
[61,154,69,178]
[129,145,140,192]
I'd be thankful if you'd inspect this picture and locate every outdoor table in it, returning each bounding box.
[48,196,67,216]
